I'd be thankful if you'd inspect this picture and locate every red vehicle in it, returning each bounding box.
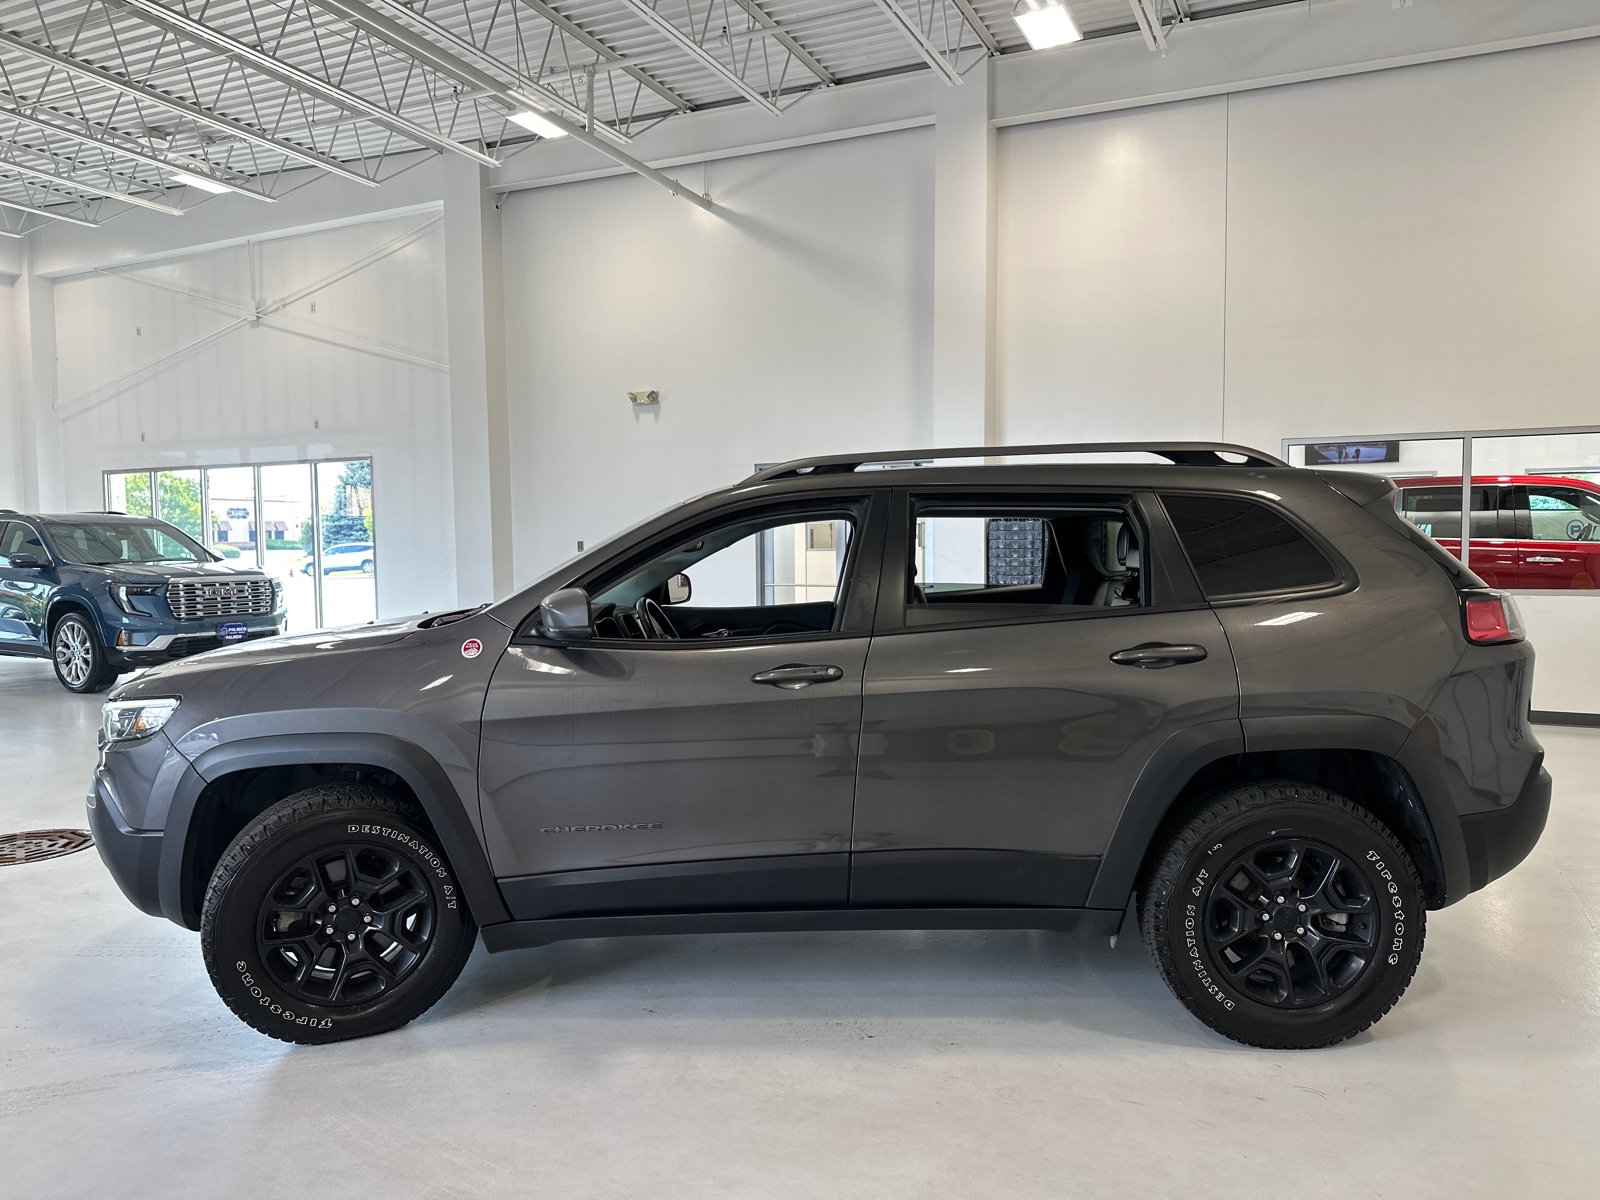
[1392,474,1600,589]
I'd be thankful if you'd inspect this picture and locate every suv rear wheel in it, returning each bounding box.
[201,784,476,1044]
[1139,781,1425,1049]
[52,611,117,693]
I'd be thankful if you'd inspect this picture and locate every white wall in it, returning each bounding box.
[0,277,20,507]
[996,96,1228,446]
[500,127,934,585]
[48,211,456,617]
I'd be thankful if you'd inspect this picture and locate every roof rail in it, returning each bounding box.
[745,441,1288,484]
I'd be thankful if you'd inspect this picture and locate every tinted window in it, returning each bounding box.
[1163,495,1336,598]
[43,520,208,566]
[1398,486,1511,540]
[0,521,47,567]
[907,506,1142,628]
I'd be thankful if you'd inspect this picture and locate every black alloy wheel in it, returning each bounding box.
[1140,780,1425,1049]
[202,784,476,1044]
[256,842,437,1007]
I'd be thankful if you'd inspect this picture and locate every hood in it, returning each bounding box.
[69,560,269,583]
[111,614,433,696]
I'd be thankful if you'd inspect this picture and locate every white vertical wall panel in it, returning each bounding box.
[1221,37,1600,450]
[500,129,934,585]
[995,97,1229,448]
[50,212,454,617]
[0,279,21,506]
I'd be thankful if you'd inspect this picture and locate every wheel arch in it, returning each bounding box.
[161,733,508,931]
[1089,717,1467,913]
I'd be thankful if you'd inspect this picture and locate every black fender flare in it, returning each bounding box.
[159,732,509,930]
[1086,718,1245,910]
[1243,715,1470,908]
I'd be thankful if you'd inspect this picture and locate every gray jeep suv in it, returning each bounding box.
[88,443,1550,1048]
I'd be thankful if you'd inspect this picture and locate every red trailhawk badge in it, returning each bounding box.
[460,638,483,659]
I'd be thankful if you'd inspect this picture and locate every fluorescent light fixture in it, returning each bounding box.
[1012,0,1081,50]
[170,170,233,195]
[509,110,568,139]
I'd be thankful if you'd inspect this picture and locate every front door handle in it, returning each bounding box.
[752,663,845,689]
[1526,556,1564,564]
[1109,643,1208,669]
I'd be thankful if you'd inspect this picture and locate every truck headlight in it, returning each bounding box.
[110,584,161,615]
[102,698,180,743]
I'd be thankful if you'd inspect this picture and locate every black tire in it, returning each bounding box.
[201,784,476,1045]
[52,611,117,694]
[1139,780,1425,1049]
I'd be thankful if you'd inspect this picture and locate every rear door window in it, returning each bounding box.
[1397,486,1502,540]
[905,504,1143,628]
[1161,494,1337,599]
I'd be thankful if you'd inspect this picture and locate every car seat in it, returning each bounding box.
[1086,519,1140,606]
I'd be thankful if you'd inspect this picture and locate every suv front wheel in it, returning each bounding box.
[52,611,118,693]
[1139,781,1425,1049]
[201,784,477,1044]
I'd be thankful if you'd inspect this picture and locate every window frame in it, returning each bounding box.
[514,491,888,648]
[1156,490,1354,605]
[872,487,1205,636]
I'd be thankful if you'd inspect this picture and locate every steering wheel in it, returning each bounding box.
[640,597,677,639]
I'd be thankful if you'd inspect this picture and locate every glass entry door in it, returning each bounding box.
[106,458,375,631]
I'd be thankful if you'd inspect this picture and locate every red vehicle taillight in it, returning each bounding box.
[1461,590,1525,645]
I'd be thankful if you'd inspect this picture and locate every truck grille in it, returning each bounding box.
[166,577,275,621]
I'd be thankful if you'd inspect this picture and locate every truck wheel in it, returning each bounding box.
[201,784,476,1044]
[52,611,118,693]
[1139,780,1425,1049]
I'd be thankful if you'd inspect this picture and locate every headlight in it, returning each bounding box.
[102,698,180,743]
[110,584,161,615]
[271,577,284,605]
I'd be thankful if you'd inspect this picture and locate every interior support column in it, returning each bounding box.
[442,157,514,605]
[14,243,65,511]
[930,54,997,449]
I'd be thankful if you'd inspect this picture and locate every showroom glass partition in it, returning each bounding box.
[104,458,375,629]
[1284,426,1600,590]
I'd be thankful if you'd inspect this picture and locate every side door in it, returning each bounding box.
[478,493,887,921]
[849,489,1238,910]
[1516,483,1600,590]
[0,521,52,648]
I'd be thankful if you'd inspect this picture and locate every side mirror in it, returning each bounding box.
[8,553,44,569]
[666,573,691,605]
[540,587,593,640]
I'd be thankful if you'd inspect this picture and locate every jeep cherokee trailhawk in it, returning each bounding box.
[87,442,1550,1048]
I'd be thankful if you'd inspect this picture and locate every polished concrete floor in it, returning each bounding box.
[2,656,1596,1199]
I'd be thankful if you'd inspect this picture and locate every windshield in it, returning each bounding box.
[44,519,212,566]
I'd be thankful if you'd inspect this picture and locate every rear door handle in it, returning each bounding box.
[1109,643,1208,669]
[752,663,845,689]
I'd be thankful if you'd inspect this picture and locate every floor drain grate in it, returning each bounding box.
[0,829,95,866]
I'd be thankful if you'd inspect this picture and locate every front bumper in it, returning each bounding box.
[87,769,165,918]
[106,623,282,667]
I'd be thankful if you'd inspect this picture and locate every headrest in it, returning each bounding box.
[1087,519,1137,576]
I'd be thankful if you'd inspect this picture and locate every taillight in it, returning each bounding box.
[1461,590,1525,645]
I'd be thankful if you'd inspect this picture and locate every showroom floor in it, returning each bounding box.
[1,659,1595,1200]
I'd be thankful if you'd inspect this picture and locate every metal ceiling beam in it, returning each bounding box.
[0,100,277,203]
[356,0,632,143]
[1128,0,1169,52]
[513,0,690,114]
[0,142,183,213]
[727,0,836,86]
[947,0,1000,54]
[116,0,498,166]
[867,0,962,85]
[612,0,784,114]
[305,0,710,210]
[0,193,99,227]
[0,29,379,186]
